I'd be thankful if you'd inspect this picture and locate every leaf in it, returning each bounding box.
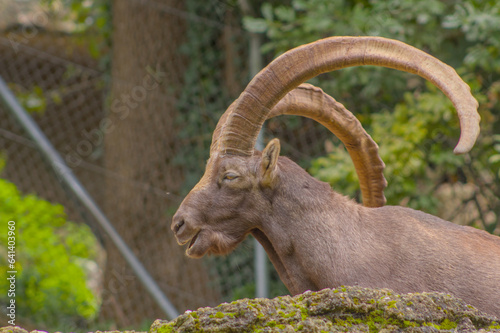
[489,154,500,164]
[243,17,268,33]
[261,3,274,21]
[275,6,295,22]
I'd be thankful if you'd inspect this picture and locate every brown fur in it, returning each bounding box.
[172,140,500,318]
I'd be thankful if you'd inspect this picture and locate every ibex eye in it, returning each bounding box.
[223,173,238,181]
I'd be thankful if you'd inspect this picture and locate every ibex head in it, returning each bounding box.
[171,142,281,258]
[172,36,480,259]
[173,82,394,259]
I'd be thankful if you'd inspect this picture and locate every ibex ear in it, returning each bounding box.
[260,138,280,187]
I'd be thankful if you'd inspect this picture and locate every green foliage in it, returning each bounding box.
[366,85,463,212]
[0,178,99,329]
[9,84,47,114]
[8,1,112,118]
[490,135,500,173]
[245,0,500,231]
[444,1,500,72]
[244,0,455,114]
[7,83,64,114]
[42,0,112,67]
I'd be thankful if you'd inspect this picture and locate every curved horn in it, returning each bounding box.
[215,36,480,157]
[269,83,386,207]
[210,84,387,207]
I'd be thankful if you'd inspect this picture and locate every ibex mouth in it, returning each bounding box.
[186,230,210,258]
[188,231,200,249]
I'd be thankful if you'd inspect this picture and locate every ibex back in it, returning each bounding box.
[172,37,500,318]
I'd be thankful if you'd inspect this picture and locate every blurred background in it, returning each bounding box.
[0,0,499,331]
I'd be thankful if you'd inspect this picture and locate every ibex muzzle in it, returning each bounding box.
[172,37,500,318]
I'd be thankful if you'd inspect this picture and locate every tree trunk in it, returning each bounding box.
[101,0,220,326]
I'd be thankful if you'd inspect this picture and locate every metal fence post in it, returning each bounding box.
[254,131,269,299]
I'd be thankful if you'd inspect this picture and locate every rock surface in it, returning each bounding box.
[2,287,500,332]
[0,327,143,333]
[151,286,500,332]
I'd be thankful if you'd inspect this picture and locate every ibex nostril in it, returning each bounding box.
[174,219,185,234]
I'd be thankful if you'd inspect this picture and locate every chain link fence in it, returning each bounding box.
[0,1,333,331]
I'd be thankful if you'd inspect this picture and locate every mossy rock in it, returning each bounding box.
[150,286,500,332]
[2,287,499,332]
[0,328,28,333]
[0,327,144,333]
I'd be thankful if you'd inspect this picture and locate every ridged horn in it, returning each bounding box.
[214,36,480,157]
[269,83,386,207]
[210,84,387,207]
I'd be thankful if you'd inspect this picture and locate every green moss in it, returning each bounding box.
[489,322,500,330]
[354,308,420,332]
[278,310,297,319]
[387,300,398,309]
[423,322,441,329]
[417,319,459,330]
[156,323,174,333]
[334,318,348,328]
[208,310,231,319]
[334,316,363,328]
[300,307,308,320]
[439,318,457,330]
[403,320,419,328]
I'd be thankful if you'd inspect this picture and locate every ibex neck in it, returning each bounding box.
[254,182,363,295]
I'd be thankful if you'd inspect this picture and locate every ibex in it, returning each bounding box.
[172,37,500,317]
